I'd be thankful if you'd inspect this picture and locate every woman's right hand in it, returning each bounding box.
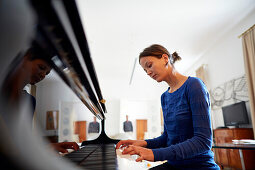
[116,140,147,149]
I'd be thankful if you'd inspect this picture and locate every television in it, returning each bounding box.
[222,101,249,127]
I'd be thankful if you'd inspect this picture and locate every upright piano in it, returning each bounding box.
[0,0,121,169]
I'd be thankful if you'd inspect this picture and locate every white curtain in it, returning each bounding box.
[242,25,255,138]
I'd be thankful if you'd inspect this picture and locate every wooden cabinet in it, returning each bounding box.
[214,128,255,170]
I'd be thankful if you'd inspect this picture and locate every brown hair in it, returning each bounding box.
[139,44,181,64]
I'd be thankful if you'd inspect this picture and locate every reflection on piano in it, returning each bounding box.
[0,0,120,169]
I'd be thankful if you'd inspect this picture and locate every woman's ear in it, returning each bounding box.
[162,54,169,65]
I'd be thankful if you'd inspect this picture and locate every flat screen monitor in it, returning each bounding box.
[222,101,249,127]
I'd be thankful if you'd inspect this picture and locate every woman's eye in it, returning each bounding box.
[39,65,46,70]
[148,64,152,68]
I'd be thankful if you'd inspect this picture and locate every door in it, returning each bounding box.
[136,119,147,140]
[74,121,86,142]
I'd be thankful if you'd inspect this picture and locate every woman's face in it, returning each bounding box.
[139,54,170,82]
[27,59,51,85]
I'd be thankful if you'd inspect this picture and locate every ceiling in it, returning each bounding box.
[46,0,255,100]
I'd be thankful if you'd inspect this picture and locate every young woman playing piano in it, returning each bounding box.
[116,44,219,170]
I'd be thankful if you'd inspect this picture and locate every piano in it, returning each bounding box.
[0,0,122,169]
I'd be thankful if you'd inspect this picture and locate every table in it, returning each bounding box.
[212,143,255,170]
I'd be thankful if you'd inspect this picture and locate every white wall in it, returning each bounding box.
[35,77,80,135]
[104,100,120,137]
[119,99,161,139]
[185,8,255,129]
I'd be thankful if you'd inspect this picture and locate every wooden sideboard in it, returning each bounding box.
[214,128,255,170]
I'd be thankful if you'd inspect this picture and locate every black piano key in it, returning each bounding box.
[64,143,117,169]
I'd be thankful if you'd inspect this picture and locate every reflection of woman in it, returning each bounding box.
[116,44,219,170]
[3,47,79,153]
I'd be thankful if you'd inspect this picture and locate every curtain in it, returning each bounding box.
[242,25,255,138]
[195,64,215,130]
[196,64,209,88]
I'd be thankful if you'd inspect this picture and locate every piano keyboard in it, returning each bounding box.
[64,143,117,170]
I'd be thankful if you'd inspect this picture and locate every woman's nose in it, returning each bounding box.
[40,72,46,80]
[147,70,152,76]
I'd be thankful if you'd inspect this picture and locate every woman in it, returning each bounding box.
[116,44,219,170]
[2,47,79,153]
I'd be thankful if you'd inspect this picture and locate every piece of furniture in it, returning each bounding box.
[213,143,255,170]
[74,121,87,143]
[214,128,255,170]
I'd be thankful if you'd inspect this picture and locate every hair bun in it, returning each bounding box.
[171,51,181,64]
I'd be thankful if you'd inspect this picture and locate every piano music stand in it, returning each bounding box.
[81,118,120,146]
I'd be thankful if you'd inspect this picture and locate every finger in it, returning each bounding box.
[62,142,78,150]
[127,150,136,155]
[123,145,138,154]
[116,140,131,149]
[61,142,72,149]
[120,144,131,150]
[136,156,144,162]
[116,141,125,149]
[58,147,68,153]
[72,142,79,150]
[122,146,134,154]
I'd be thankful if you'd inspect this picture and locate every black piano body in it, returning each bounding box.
[0,0,120,169]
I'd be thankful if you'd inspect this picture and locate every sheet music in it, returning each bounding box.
[232,139,255,144]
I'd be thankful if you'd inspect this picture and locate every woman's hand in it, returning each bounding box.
[51,142,79,153]
[122,145,154,162]
[116,140,147,149]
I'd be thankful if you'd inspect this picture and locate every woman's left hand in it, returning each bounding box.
[51,142,79,153]
[122,145,154,162]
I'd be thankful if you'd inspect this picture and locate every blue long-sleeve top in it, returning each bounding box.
[145,77,217,168]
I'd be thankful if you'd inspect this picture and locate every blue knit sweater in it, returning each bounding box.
[145,77,219,169]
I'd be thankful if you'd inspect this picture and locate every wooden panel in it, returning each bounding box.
[74,121,86,142]
[228,149,241,169]
[242,150,255,170]
[136,119,147,140]
[216,149,229,166]
[214,129,233,143]
[232,128,254,139]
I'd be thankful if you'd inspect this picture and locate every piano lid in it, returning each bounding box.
[30,0,106,120]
